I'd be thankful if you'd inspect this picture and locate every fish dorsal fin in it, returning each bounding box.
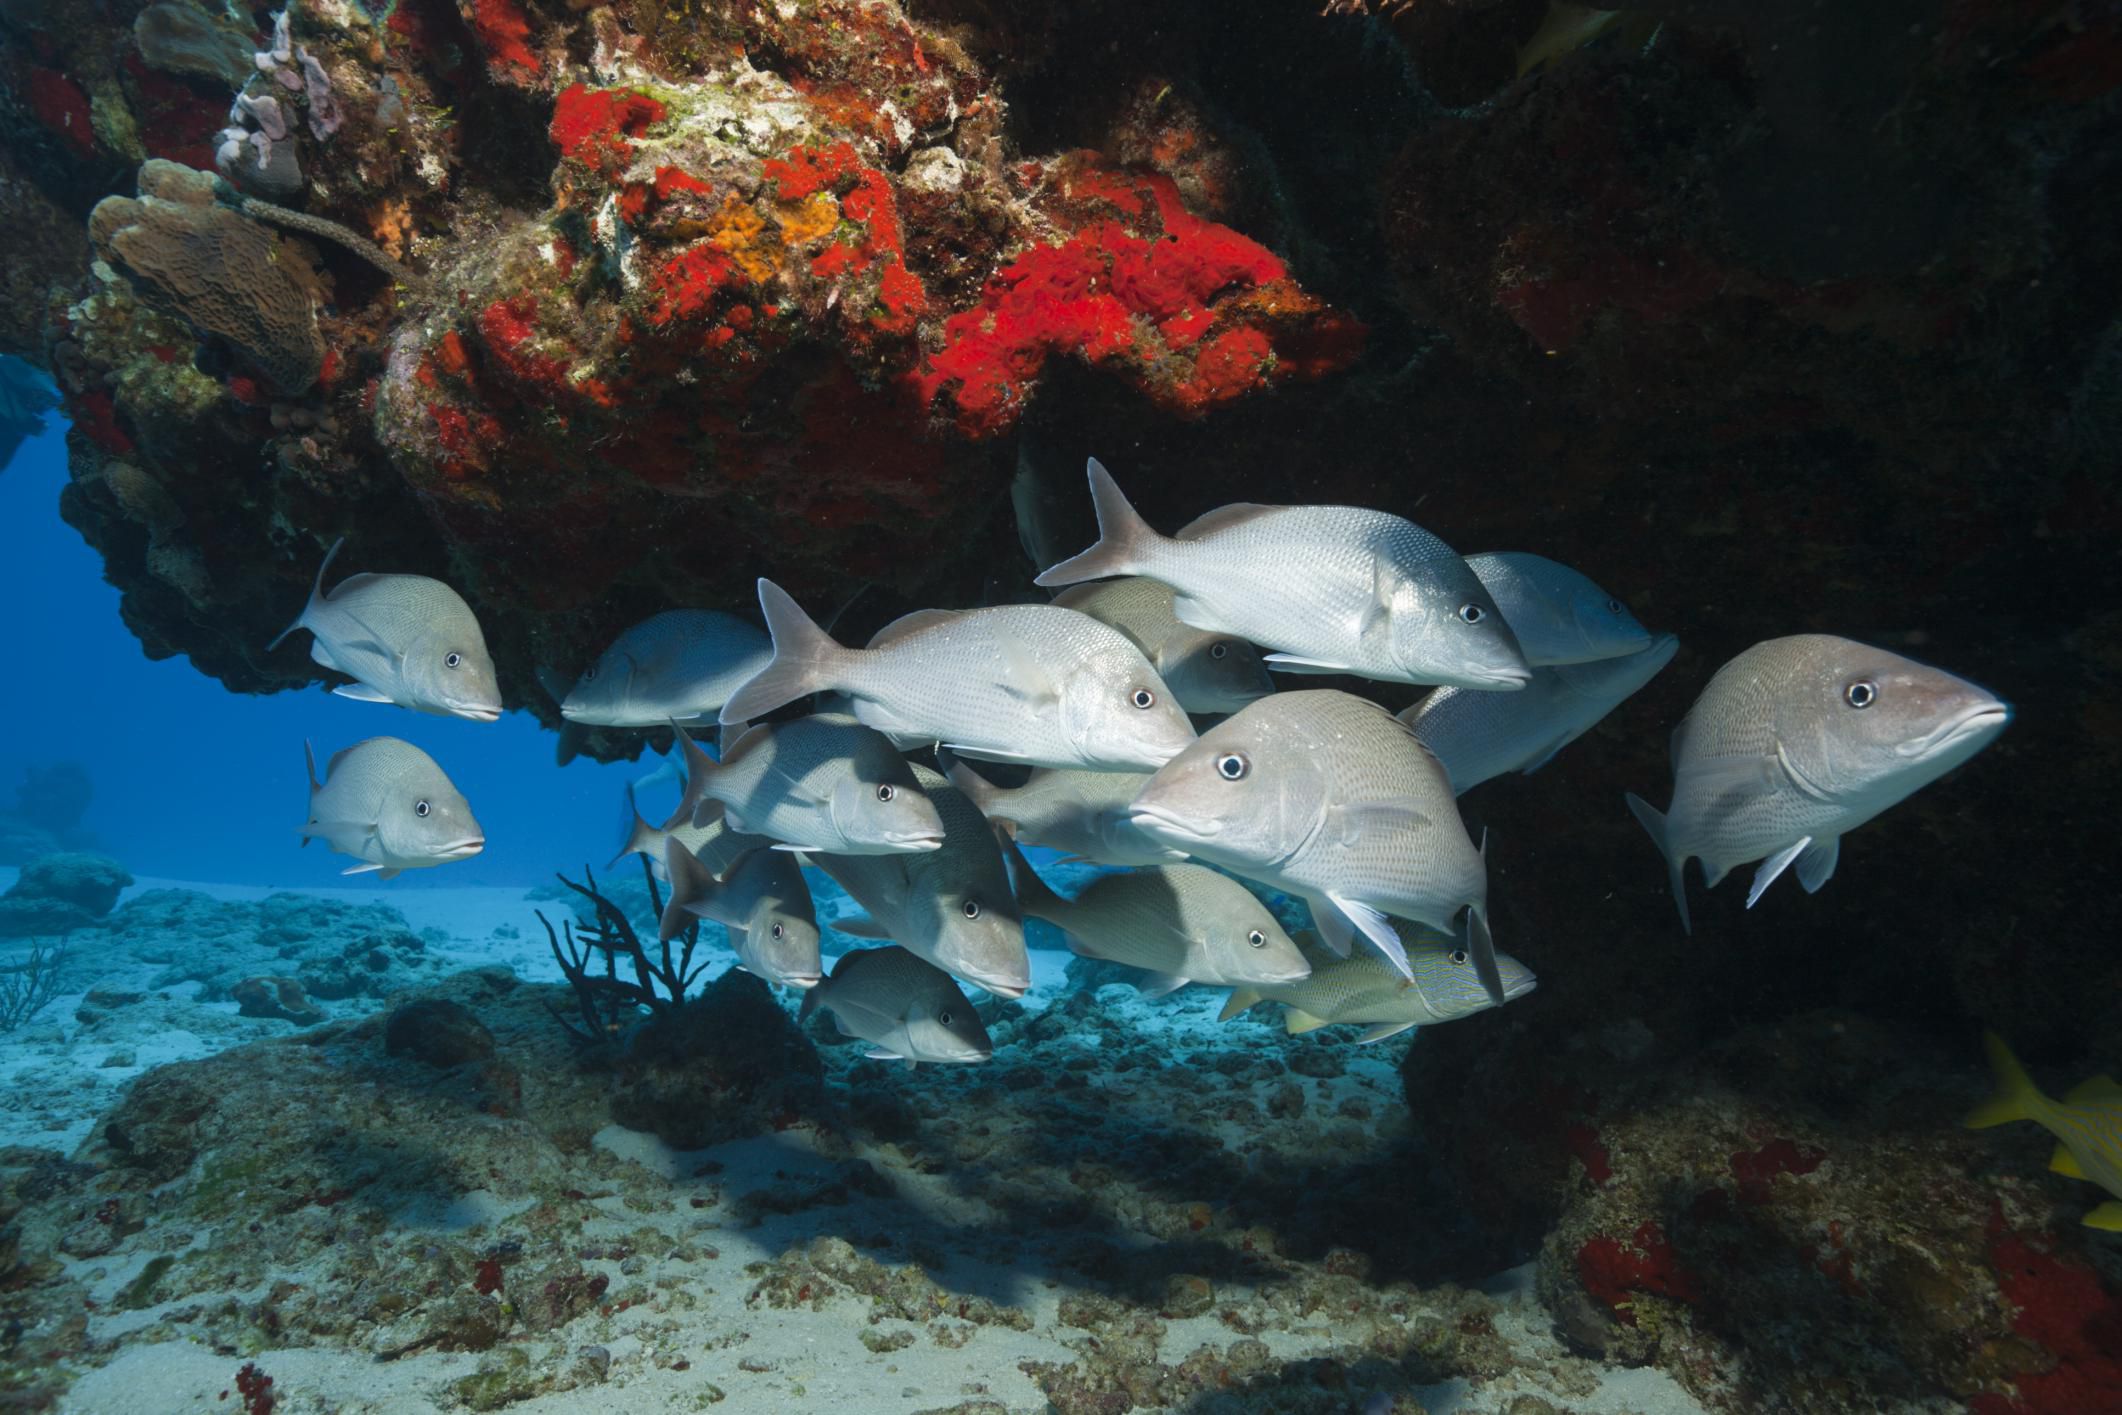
[1176,503,1278,540]
[867,608,960,650]
[2064,1075,2122,1106]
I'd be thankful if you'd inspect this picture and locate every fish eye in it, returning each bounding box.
[1247,929,1266,948]
[771,923,784,939]
[1845,680,1877,709]
[1458,603,1485,625]
[1606,598,1622,614]
[581,665,596,681]
[962,899,982,920]
[445,651,463,669]
[876,783,896,802]
[1210,643,1229,661]
[1130,688,1156,710]
[1216,752,1249,781]
[1448,947,1469,965]
[414,799,432,817]
[938,1010,953,1026]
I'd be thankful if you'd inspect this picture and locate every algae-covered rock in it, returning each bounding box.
[607,967,827,1150]
[384,998,497,1069]
[0,851,130,936]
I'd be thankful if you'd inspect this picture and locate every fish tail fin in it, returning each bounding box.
[267,535,342,651]
[1218,987,1262,1022]
[658,839,719,943]
[720,579,851,724]
[995,825,1063,917]
[1464,905,1505,1006]
[1032,458,1162,587]
[607,785,663,869]
[1624,791,1692,935]
[1966,1031,2048,1129]
[666,721,722,830]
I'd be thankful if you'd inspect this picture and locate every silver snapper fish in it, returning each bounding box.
[942,751,1179,867]
[298,737,484,878]
[1625,633,2011,933]
[658,839,821,989]
[1052,578,1273,715]
[1033,459,1531,690]
[1401,633,1679,794]
[269,538,502,721]
[721,581,1197,772]
[1001,834,1309,997]
[669,715,944,856]
[813,764,1031,998]
[1128,689,1506,1003]
[612,784,772,879]
[1465,552,1652,666]
[1219,926,1537,1043]
[799,945,993,1066]
[562,610,771,728]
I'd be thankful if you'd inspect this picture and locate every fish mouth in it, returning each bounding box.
[1129,803,1218,843]
[885,832,947,853]
[973,978,1028,1000]
[436,836,486,858]
[450,703,504,723]
[1464,665,1534,690]
[1503,974,1539,1002]
[781,975,821,990]
[1901,703,2012,759]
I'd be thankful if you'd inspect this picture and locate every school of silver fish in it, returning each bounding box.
[275,458,2011,1066]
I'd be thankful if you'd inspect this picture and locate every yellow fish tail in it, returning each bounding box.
[1965,1031,2047,1130]
[2084,1201,2122,1232]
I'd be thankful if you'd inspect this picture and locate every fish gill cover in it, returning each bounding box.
[1,0,2121,1411]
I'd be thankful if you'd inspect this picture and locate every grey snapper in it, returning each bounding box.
[1127,690,1505,1003]
[562,610,771,728]
[270,538,502,721]
[299,737,484,878]
[1625,634,2010,932]
[813,764,1031,999]
[669,715,944,856]
[721,581,1197,772]
[1401,633,1679,794]
[612,784,775,879]
[1033,459,1531,690]
[800,946,993,1066]
[1465,552,1652,666]
[942,752,1179,867]
[1001,834,1309,997]
[659,840,821,989]
[1052,578,1273,715]
[1220,927,1536,1043]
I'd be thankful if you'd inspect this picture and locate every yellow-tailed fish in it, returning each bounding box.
[1966,1031,2122,1232]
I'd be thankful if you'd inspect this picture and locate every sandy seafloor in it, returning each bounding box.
[0,866,1707,1415]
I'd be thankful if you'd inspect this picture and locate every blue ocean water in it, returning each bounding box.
[1,414,641,887]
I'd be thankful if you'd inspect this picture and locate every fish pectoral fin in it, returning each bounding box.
[863,1047,908,1062]
[1794,836,1840,893]
[769,845,812,858]
[340,862,385,875]
[1325,800,1433,847]
[1262,653,1356,674]
[1283,1008,1331,1035]
[2051,1143,2090,1179]
[832,915,893,940]
[331,682,397,705]
[1323,893,1412,980]
[2085,1202,2122,1232]
[991,632,1063,709]
[1746,836,1813,909]
[1134,972,1190,1000]
[1355,1021,1418,1045]
[1309,894,1356,957]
